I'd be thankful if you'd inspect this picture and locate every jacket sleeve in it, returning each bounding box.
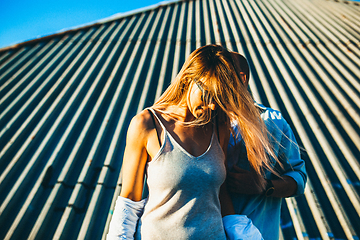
[277,120,307,196]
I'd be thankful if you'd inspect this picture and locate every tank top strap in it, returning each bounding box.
[147,108,167,133]
[215,116,219,143]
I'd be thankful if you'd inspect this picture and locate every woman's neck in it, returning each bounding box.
[156,104,196,123]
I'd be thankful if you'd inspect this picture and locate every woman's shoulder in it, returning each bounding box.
[216,114,230,132]
[127,109,156,136]
[215,115,230,151]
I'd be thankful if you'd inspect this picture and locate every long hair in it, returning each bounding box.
[153,44,276,178]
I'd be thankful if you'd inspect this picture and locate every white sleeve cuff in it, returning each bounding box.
[106,196,147,240]
[223,215,263,240]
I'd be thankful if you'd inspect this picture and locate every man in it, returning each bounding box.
[227,52,307,240]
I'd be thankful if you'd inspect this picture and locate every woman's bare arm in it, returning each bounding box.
[218,122,235,216]
[120,111,152,201]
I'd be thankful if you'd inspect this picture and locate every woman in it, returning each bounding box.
[107,45,271,239]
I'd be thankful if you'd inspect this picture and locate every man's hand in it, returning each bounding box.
[227,166,266,195]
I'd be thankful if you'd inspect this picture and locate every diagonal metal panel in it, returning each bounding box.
[0,0,359,239]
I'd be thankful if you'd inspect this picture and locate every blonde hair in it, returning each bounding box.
[153,45,275,178]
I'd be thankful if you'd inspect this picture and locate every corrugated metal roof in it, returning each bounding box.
[0,0,359,239]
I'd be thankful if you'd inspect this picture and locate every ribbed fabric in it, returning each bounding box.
[135,108,226,240]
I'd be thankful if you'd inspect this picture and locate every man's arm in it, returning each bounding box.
[275,121,307,197]
[270,176,297,198]
[263,118,307,198]
[227,117,307,198]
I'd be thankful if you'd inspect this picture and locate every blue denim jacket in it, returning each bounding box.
[227,103,307,240]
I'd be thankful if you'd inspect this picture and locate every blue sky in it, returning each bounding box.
[1,0,359,49]
[0,0,166,49]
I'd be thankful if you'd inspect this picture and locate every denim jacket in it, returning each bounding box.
[227,103,307,240]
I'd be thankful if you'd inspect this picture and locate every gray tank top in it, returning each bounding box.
[135,108,227,240]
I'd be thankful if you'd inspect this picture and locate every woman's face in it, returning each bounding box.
[188,79,214,118]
